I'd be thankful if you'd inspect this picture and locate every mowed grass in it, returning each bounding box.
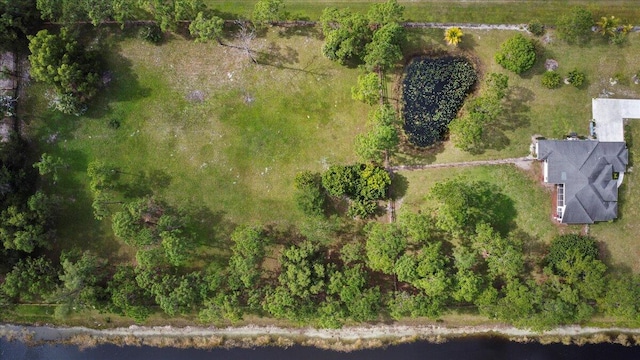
[392,29,640,165]
[590,120,640,273]
[23,29,369,261]
[396,164,571,245]
[207,0,640,24]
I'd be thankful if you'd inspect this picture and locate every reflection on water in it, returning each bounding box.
[1,336,640,360]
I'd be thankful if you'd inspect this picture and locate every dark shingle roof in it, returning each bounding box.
[537,140,628,224]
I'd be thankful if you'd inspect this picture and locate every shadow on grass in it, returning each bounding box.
[389,172,409,200]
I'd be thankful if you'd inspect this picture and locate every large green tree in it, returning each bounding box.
[494,34,536,74]
[363,22,405,72]
[0,0,40,49]
[252,0,285,27]
[320,7,372,65]
[189,11,224,44]
[556,7,594,44]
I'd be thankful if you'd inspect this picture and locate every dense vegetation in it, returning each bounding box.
[402,57,477,147]
[2,0,640,333]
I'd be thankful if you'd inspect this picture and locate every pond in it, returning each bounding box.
[2,336,640,360]
[402,56,476,147]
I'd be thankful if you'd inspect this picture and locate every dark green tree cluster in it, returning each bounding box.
[293,171,326,217]
[494,34,537,74]
[28,28,101,115]
[0,0,40,50]
[36,0,136,26]
[449,73,509,152]
[321,0,405,68]
[252,0,286,28]
[321,163,391,218]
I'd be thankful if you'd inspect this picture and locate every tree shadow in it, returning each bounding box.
[458,34,478,51]
[277,25,321,39]
[389,172,409,200]
[256,41,299,66]
[115,168,172,198]
[480,182,517,236]
[394,140,444,165]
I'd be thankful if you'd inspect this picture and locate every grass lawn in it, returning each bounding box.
[396,164,564,245]
[590,120,640,273]
[392,29,640,165]
[207,0,640,25]
[22,28,369,262]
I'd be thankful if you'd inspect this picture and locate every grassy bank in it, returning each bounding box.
[206,0,640,25]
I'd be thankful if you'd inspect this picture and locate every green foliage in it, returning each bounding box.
[598,275,640,320]
[387,291,441,319]
[397,211,435,244]
[321,164,359,197]
[527,19,545,36]
[327,264,379,322]
[339,240,365,265]
[28,28,100,115]
[449,111,484,153]
[356,104,399,163]
[1,256,57,302]
[36,0,135,26]
[556,7,594,44]
[541,71,562,89]
[189,11,224,44]
[252,0,285,26]
[320,7,372,65]
[346,198,378,219]
[279,240,326,299]
[363,22,405,72]
[227,226,268,290]
[351,72,381,105]
[107,266,153,322]
[567,68,585,88]
[139,0,204,32]
[293,171,325,217]
[546,234,599,272]
[402,57,477,147]
[429,178,512,236]
[0,0,40,49]
[473,223,524,281]
[150,272,206,316]
[367,0,404,26]
[33,153,64,183]
[53,251,108,316]
[139,23,163,44]
[365,222,405,274]
[0,191,53,253]
[321,163,391,202]
[494,34,537,74]
[444,27,463,46]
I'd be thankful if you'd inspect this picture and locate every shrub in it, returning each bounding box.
[139,24,163,44]
[567,68,585,87]
[556,7,594,44]
[527,20,545,36]
[546,234,599,271]
[402,57,477,147]
[541,71,562,89]
[495,34,537,74]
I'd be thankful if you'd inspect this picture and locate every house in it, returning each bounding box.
[536,139,628,224]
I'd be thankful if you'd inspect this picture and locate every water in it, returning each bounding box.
[2,336,640,360]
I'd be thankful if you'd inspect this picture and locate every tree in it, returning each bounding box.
[321,164,359,197]
[444,27,463,46]
[28,28,101,115]
[367,0,404,26]
[36,0,134,26]
[556,7,593,44]
[139,0,204,32]
[227,226,268,290]
[252,0,285,27]
[189,11,224,44]
[0,0,40,50]
[363,22,405,72]
[473,223,524,281]
[320,7,372,65]
[150,272,205,316]
[1,256,57,302]
[365,222,405,274]
[357,163,391,200]
[355,104,399,162]
[33,153,65,183]
[351,72,381,105]
[328,264,379,322]
[449,111,484,152]
[429,178,510,236]
[107,266,153,322]
[0,191,53,253]
[53,251,108,316]
[599,275,640,320]
[494,34,536,74]
[293,171,325,217]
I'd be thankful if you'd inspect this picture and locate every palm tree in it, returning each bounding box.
[444,27,464,46]
[596,16,620,37]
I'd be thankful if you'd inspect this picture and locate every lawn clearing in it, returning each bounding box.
[22,28,369,262]
[396,164,567,245]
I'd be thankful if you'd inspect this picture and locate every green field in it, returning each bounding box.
[23,29,368,261]
[207,0,640,24]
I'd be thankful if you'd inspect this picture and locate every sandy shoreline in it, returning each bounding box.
[2,323,640,350]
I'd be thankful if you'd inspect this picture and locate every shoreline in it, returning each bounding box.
[2,323,640,351]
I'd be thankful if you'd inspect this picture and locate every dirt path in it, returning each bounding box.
[389,156,534,172]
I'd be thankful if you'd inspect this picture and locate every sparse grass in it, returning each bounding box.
[22,28,368,262]
[206,0,640,24]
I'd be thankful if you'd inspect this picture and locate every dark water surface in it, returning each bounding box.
[2,336,640,360]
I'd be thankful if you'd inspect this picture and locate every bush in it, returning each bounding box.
[546,234,599,272]
[139,24,163,44]
[567,68,585,87]
[541,71,562,89]
[527,20,545,36]
[495,34,537,74]
[556,7,594,44]
[402,57,477,147]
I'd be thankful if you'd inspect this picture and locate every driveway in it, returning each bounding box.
[592,98,640,142]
